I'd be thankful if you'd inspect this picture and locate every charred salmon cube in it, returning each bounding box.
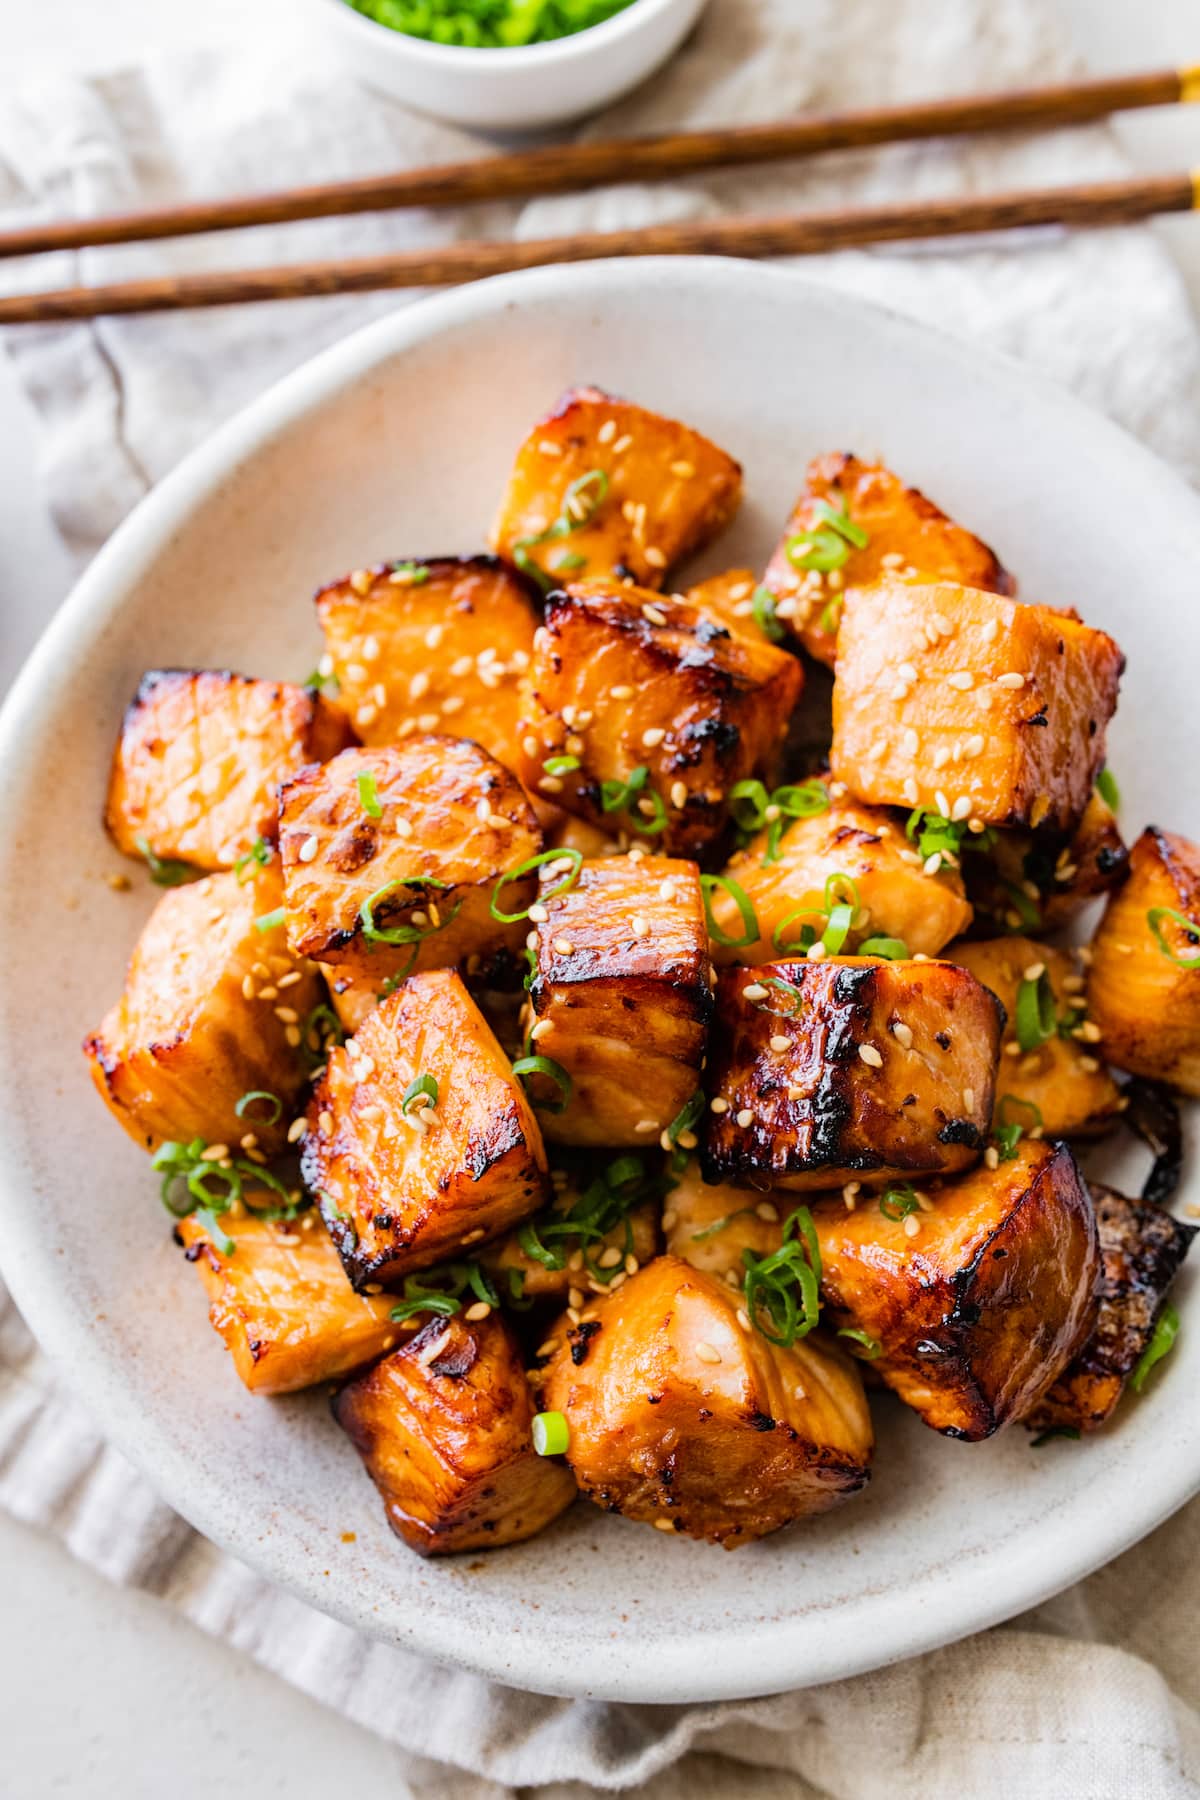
[491,385,742,593]
[812,1139,1100,1438]
[1087,827,1200,1096]
[524,855,712,1146]
[105,669,354,872]
[540,1255,872,1547]
[712,786,972,967]
[278,738,542,992]
[83,864,321,1155]
[702,959,1002,1193]
[966,784,1130,935]
[1025,1183,1195,1434]
[314,555,539,774]
[303,971,550,1287]
[761,453,1014,669]
[333,1311,576,1555]
[663,1159,785,1288]
[830,581,1125,833]
[515,578,802,859]
[176,1205,399,1395]
[950,936,1121,1137]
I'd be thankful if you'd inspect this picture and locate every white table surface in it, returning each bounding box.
[3,3,1199,1793]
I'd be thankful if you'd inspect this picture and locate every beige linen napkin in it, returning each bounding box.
[3,3,1200,1794]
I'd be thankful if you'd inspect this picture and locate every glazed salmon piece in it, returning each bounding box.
[663,1159,785,1287]
[177,1206,400,1395]
[830,580,1124,833]
[515,577,802,859]
[314,555,539,773]
[523,855,712,1146]
[812,1139,1100,1439]
[1025,1183,1195,1434]
[106,669,354,871]
[702,958,1002,1193]
[712,787,972,966]
[966,785,1129,935]
[491,385,742,592]
[303,971,550,1287]
[334,1311,577,1555]
[83,863,321,1156]
[278,738,541,992]
[950,935,1121,1137]
[1087,826,1200,1095]
[540,1256,872,1547]
[761,453,1014,668]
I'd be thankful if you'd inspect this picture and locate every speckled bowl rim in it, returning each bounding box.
[2,259,1199,1703]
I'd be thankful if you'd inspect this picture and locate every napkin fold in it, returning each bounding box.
[4,1,1200,1794]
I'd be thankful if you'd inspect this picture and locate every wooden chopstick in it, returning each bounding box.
[1,64,1198,262]
[0,170,1195,325]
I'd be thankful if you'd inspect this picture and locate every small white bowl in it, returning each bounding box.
[303,0,707,131]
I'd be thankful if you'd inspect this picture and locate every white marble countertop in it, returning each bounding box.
[2,2,1198,1792]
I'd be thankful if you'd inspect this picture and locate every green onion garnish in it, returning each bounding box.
[1095,767,1120,810]
[690,1205,757,1243]
[746,974,806,1017]
[254,906,286,934]
[401,1073,439,1116]
[1000,879,1044,933]
[153,1137,300,1229]
[700,874,759,949]
[542,754,581,777]
[878,1182,920,1221]
[600,765,668,836]
[729,778,770,835]
[751,584,785,643]
[1148,907,1200,970]
[837,1327,882,1359]
[517,1152,666,1283]
[356,770,382,819]
[665,1090,705,1148]
[390,560,430,584]
[234,1090,283,1125]
[233,836,273,883]
[134,836,197,889]
[193,1207,237,1257]
[513,468,609,583]
[300,1002,346,1069]
[359,876,462,948]
[813,495,869,549]
[1015,968,1058,1050]
[742,1207,821,1348]
[553,550,588,573]
[305,666,339,694]
[388,1257,499,1324]
[786,526,850,575]
[772,906,825,957]
[490,847,583,924]
[905,807,995,868]
[1131,1303,1180,1393]
[857,936,909,960]
[820,872,860,955]
[993,1094,1043,1160]
[531,1411,570,1456]
[512,1053,573,1114]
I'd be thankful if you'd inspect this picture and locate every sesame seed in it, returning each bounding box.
[241,975,256,1001]
[659,878,678,902]
[996,671,1026,689]
[980,617,999,644]
[553,937,574,955]
[451,656,474,679]
[285,1026,301,1048]
[946,671,974,691]
[613,433,634,454]
[984,1146,1000,1170]
[670,460,695,478]
[258,985,278,1002]
[924,852,944,876]
[635,1118,659,1134]
[654,1518,676,1532]
[1078,1055,1102,1073]
[891,1020,914,1048]
[598,418,617,443]
[630,914,650,938]
[903,1215,921,1238]
[932,745,950,769]
[441,695,464,717]
[902,777,919,805]
[902,728,920,756]
[395,817,414,839]
[200,1144,229,1162]
[962,1087,975,1111]
[530,1019,554,1043]
[858,1044,883,1068]
[695,1342,722,1365]
[736,1108,754,1128]
[540,776,564,795]
[710,1096,729,1115]
[528,902,549,924]
[611,684,634,699]
[786,1084,805,1100]
[642,603,668,626]
[769,1034,790,1052]
[742,983,768,1001]
[464,1302,491,1323]
[755,1201,779,1222]
[931,613,953,637]
[642,727,666,748]
[670,781,688,810]
[318,653,335,679]
[843,1181,860,1203]
[287,1117,307,1144]
[807,941,829,962]
[355,703,378,728]
[1030,795,1051,828]
[1023,961,1046,982]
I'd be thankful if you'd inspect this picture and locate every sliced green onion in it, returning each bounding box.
[531,1410,570,1456]
[786,526,850,574]
[751,584,785,643]
[813,495,869,549]
[820,873,861,956]
[600,765,668,836]
[512,1053,573,1114]
[690,1205,756,1243]
[254,906,286,934]
[513,469,609,578]
[234,1090,282,1125]
[134,836,197,888]
[747,974,806,1017]
[356,770,383,819]
[1000,880,1043,933]
[391,560,430,584]
[359,876,461,947]
[742,1206,821,1347]
[1095,767,1120,811]
[666,1090,705,1146]
[300,1002,346,1068]
[857,936,909,960]
[490,848,583,924]
[700,874,759,949]
[390,1289,460,1323]
[193,1207,237,1256]
[1131,1303,1180,1393]
[233,836,273,883]
[818,597,842,635]
[771,906,823,957]
[1030,1425,1082,1449]
[542,755,581,777]
[729,778,770,834]
[1148,907,1200,970]
[552,550,588,573]
[1015,969,1058,1051]
[305,666,339,694]
[879,1183,920,1222]
[837,1327,882,1359]
[993,1094,1043,1160]
[401,1073,439,1116]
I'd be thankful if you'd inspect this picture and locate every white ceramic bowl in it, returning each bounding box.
[303,0,707,130]
[2,260,1198,1704]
